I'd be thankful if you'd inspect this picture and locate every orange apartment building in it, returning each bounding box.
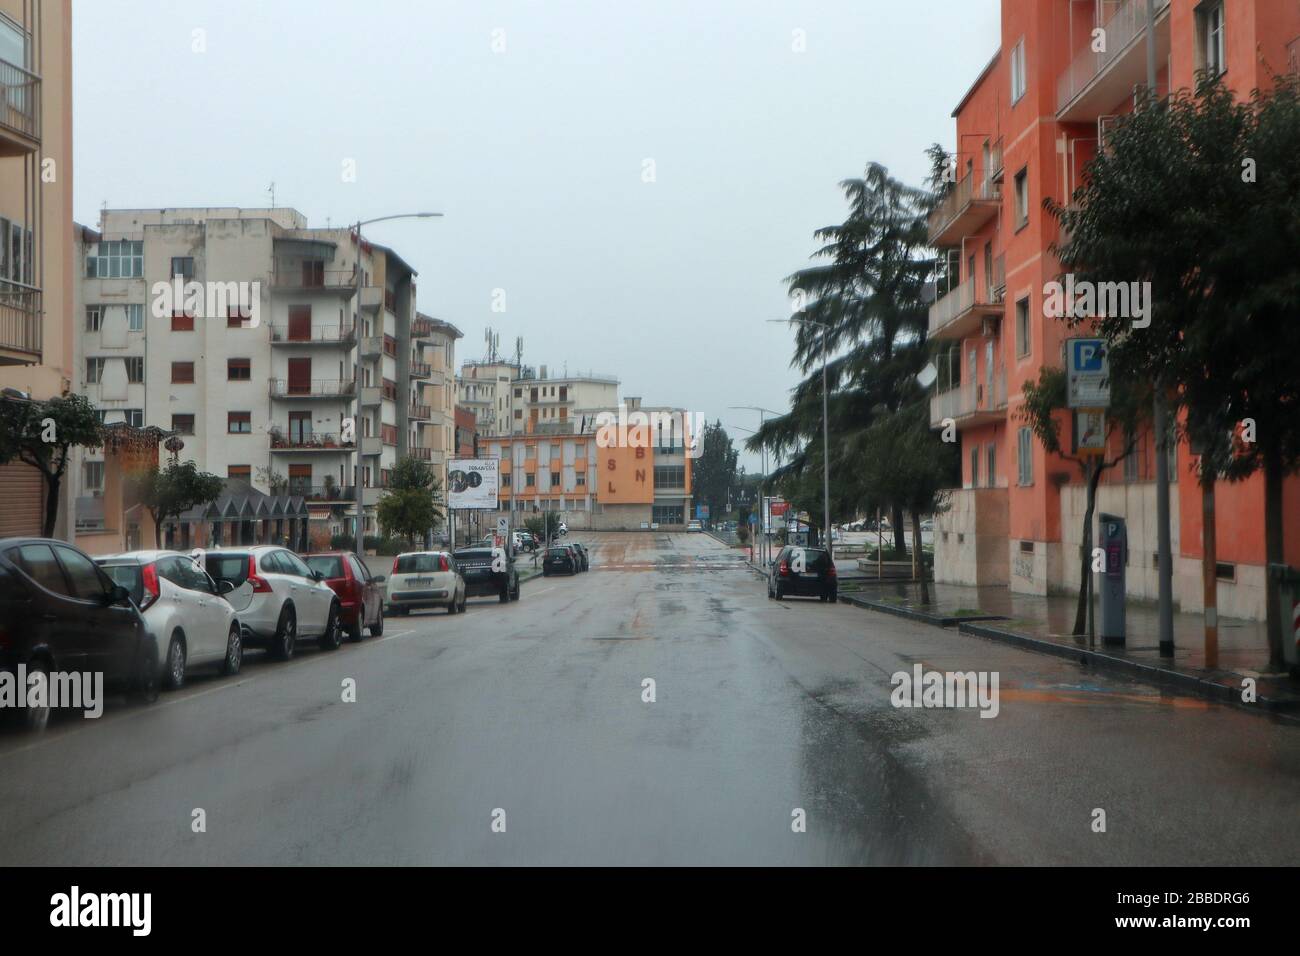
[931,0,1300,621]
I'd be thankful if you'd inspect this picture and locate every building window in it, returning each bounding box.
[83,460,104,492]
[228,465,251,481]
[550,472,561,487]
[576,473,585,486]
[1014,167,1029,229]
[228,411,251,434]
[1015,297,1031,357]
[127,304,144,331]
[170,257,194,281]
[125,356,144,383]
[172,362,194,384]
[172,414,195,435]
[123,409,143,428]
[86,358,105,384]
[986,443,996,487]
[652,504,685,525]
[1198,2,1225,76]
[525,472,535,487]
[85,306,101,332]
[86,240,143,278]
[171,311,194,332]
[227,358,251,381]
[969,446,979,488]
[1010,38,1026,104]
[653,465,685,489]
[502,473,512,488]
[1017,427,1034,486]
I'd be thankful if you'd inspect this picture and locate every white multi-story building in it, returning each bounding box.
[457,360,620,439]
[456,359,518,438]
[73,207,458,546]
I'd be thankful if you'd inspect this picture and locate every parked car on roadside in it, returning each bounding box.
[556,521,568,537]
[453,546,520,602]
[386,551,466,615]
[570,542,590,571]
[542,545,578,576]
[767,545,838,603]
[686,519,703,532]
[304,551,385,641]
[201,546,343,660]
[513,531,537,553]
[97,550,243,688]
[0,538,159,730]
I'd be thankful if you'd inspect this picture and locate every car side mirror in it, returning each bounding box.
[107,584,131,606]
[312,571,324,582]
[217,580,235,595]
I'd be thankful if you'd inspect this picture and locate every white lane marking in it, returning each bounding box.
[523,586,557,599]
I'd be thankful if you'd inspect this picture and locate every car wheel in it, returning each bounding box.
[499,585,510,603]
[319,603,342,650]
[19,659,52,732]
[774,585,784,601]
[829,593,838,604]
[369,611,384,637]
[511,578,520,600]
[446,595,457,614]
[272,605,297,661]
[347,613,364,643]
[221,625,242,676]
[458,591,467,613]
[164,633,187,689]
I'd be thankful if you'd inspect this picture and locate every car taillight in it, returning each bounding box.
[439,555,449,572]
[140,561,161,610]
[247,555,273,593]
[827,564,837,578]
[392,557,400,574]
[778,560,790,576]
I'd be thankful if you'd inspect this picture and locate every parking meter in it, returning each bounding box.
[1098,513,1127,645]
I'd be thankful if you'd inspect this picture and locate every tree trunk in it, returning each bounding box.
[41,472,61,538]
[911,510,930,604]
[1263,441,1285,671]
[154,513,164,549]
[1201,473,1218,669]
[1072,460,1103,636]
[891,505,906,556]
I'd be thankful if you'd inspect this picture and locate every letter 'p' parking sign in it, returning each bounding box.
[1066,337,1110,408]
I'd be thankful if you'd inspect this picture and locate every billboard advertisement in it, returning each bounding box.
[447,458,500,510]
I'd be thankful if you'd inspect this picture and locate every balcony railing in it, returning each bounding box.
[270,261,355,291]
[989,137,1004,183]
[288,484,357,503]
[0,58,40,147]
[1057,0,1170,116]
[412,317,434,337]
[928,170,1000,246]
[269,431,355,451]
[409,403,432,420]
[928,272,1005,339]
[268,378,355,399]
[929,370,1008,428]
[409,446,432,461]
[409,361,431,378]
[0,281,41,358]
[270,324,356,346]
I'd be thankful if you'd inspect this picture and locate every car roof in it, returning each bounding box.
[96,550,187,564]
[395,550,446,557]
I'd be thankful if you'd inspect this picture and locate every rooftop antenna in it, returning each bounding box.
[514,336,523,368]
[267,181,276,209]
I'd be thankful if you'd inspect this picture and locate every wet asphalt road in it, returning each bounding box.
[0,531,1297,865]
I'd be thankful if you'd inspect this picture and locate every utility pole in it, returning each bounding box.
[1146,0,1175,656]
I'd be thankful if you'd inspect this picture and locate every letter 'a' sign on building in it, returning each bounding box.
[1066,337,1110,409]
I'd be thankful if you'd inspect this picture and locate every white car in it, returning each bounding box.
[385,551,466,615]
[201,546,342,660]
[686,520,703,532]
[556,521,568,537]
[97,550,243,689]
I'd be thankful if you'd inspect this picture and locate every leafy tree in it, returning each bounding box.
[256,465,288,496]
[691,420,738,522]
[133,460,225,548]
[0,393,105,537]
[747,162,935,555]
[1051,75,1300,667]
[524,512,564,544]
[1018,368,1147,635]
[376,455,445,546]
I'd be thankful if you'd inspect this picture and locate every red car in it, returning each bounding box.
[304,551,384,641]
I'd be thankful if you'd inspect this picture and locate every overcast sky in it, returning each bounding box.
[72,0,999,470]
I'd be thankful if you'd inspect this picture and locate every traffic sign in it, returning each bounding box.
[1067,337,1110,408]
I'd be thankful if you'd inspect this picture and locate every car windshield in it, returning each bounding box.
[98,562,143,603]
[547,547,569,557]
[454,549,493,561]
[305,555,344,578]
[206,553,250,585]
[396,554,439,573]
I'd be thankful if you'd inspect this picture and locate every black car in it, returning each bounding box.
[453,546,520,602]
[767,545,837,602]
[570,542,590,571]
[0,538,159,731]
[542,545,578,576]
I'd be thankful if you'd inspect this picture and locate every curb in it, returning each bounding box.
[837,593,1300,723]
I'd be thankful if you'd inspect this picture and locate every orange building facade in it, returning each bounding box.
[931,0,1300,620]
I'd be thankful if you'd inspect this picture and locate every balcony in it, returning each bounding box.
[928,170,1000,247]
[269,378,355,400]
[929,261,1005,340]
[0,58,40,156]
[409,446,432,461]
[360,434,382,457]
[269,431,355,453]
[288,483,357,503]
[408,403,432,421]
[359,336,383,359]
[359,286,383,312]
[360,385,382,407]
[270,324,356,347]
[989,137,1004,184]
[412,316,434,338]
[0,281,41,363]
[1057,0,1171,121]
[929,370,1008,429]
[270,242,354,295]
[409,361,431,379]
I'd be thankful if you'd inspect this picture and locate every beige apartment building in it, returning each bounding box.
[0,0,74,538]
[74,206,458,546]
[457,360,619,439]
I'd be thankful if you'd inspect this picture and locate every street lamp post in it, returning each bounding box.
[352,213,442,558]
[768,316,833,560]
[731,404,782,568]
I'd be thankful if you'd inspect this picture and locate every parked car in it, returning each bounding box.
[570,542,590,571]
[0,538,159,730]
[386,551,466,615]
[201,546,343,660]
[686,519,703,532]
[542,545,578,576]
[513,531,537,553]
[304,551,385,641]
[556,521,568,537]
[97,550,243,688]
[767,545,838,603]
[454,546,520,602]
